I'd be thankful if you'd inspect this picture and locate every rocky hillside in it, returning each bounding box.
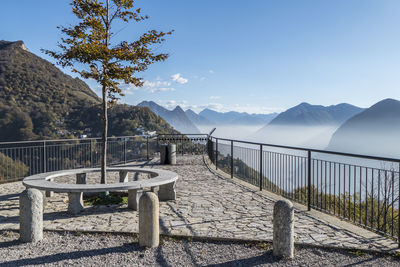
[0,40,177,141]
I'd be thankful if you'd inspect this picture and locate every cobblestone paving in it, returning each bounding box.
[0,155,398,252]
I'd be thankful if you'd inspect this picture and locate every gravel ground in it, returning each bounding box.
[0,231,399,267]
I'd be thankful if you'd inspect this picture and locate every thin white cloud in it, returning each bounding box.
[147,87,175,93]
[121,79,175,94]
[171,73,188,84]
[143,80,172,88]
[209,96,221,100]
[209,70,214,74]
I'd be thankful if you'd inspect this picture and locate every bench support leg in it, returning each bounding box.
[128,189,142,211]
[45,178,54,198]
[119,171,129,183]
[20,188,43,243]
[158,182,176,201]
[68,192,84,215]
[139,192,159,248]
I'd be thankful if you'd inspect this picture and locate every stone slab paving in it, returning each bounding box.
[0,155,398,253]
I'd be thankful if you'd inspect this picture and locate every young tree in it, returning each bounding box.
[43,0,172,184]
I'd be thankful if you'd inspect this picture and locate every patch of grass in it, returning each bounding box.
[348,249,366,257]
[84,192,128,206]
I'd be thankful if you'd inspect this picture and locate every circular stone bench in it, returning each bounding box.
[22,167,178,215]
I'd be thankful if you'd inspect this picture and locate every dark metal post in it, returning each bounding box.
[90,139,93,167]
[123,138,127,164]
[43,141,46,173]
[231,140,234,178]
[260,144,263,191]
[146,136,149,160]
[215,138,218,170]
[181,135,184,156]
[307,150,311,211]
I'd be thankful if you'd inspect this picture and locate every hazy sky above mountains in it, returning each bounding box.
[2,0,400,114]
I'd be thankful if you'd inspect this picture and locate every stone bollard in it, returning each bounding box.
[168,144,176,165]
[19,188,43,243]
[139,192,159,248]
[273,199,294,259]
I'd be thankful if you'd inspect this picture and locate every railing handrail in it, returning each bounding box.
[209,136,400,163]
[0,133,210,146]
[2,132,399,163]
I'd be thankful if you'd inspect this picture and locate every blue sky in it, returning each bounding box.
[2,0,400,114]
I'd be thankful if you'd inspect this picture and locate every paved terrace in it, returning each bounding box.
[0,155,398,253]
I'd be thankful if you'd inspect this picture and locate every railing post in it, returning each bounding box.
[398,162,400,248]
[260,144,263,191]
[181,135,184,156]
[307,150,311,211]
[215,138,218,170]
[147,136,149,160]
[43,141,46,173]
[124,138,127,164]
[231,140,234,178]
[90,140,93,167]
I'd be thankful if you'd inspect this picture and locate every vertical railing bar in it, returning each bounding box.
[353,165,356,222]
[365,167,368,227]
[215,138,218,170]
[378,170,381,231]
[147,136,150,160]
[391,170,394,237]
[307,150,311,211]
[231,140,233,179]
[371,168,374,230]
[398,162,400,247]
[325,161,327,211]
[259,144,263,191]
[348,164,350,220]
[43,141,46,173]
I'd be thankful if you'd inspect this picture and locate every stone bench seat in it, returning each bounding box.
[22,167,178,214]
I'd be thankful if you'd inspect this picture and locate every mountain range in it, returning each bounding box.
[0,40,177,141]
[251,102,364,148]
[199,109,278,126]
[268,102,364,126]
[137,101,201,134]
[327,98,400,157]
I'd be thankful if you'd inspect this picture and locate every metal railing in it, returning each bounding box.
[208,136,400,245]
[0,136,155,183]
[1,132,399,244]
[157,133,208,155]
[0,134,209,184]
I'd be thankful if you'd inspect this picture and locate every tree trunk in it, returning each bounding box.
[101,84,108,184]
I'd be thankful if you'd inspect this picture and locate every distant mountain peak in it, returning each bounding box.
[173,105,184,113]
[0,40,29,51]
[137,101,200,133]
[268,102,363,126]
[328,98,400,157]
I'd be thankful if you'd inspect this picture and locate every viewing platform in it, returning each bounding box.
[0,154,398,254]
